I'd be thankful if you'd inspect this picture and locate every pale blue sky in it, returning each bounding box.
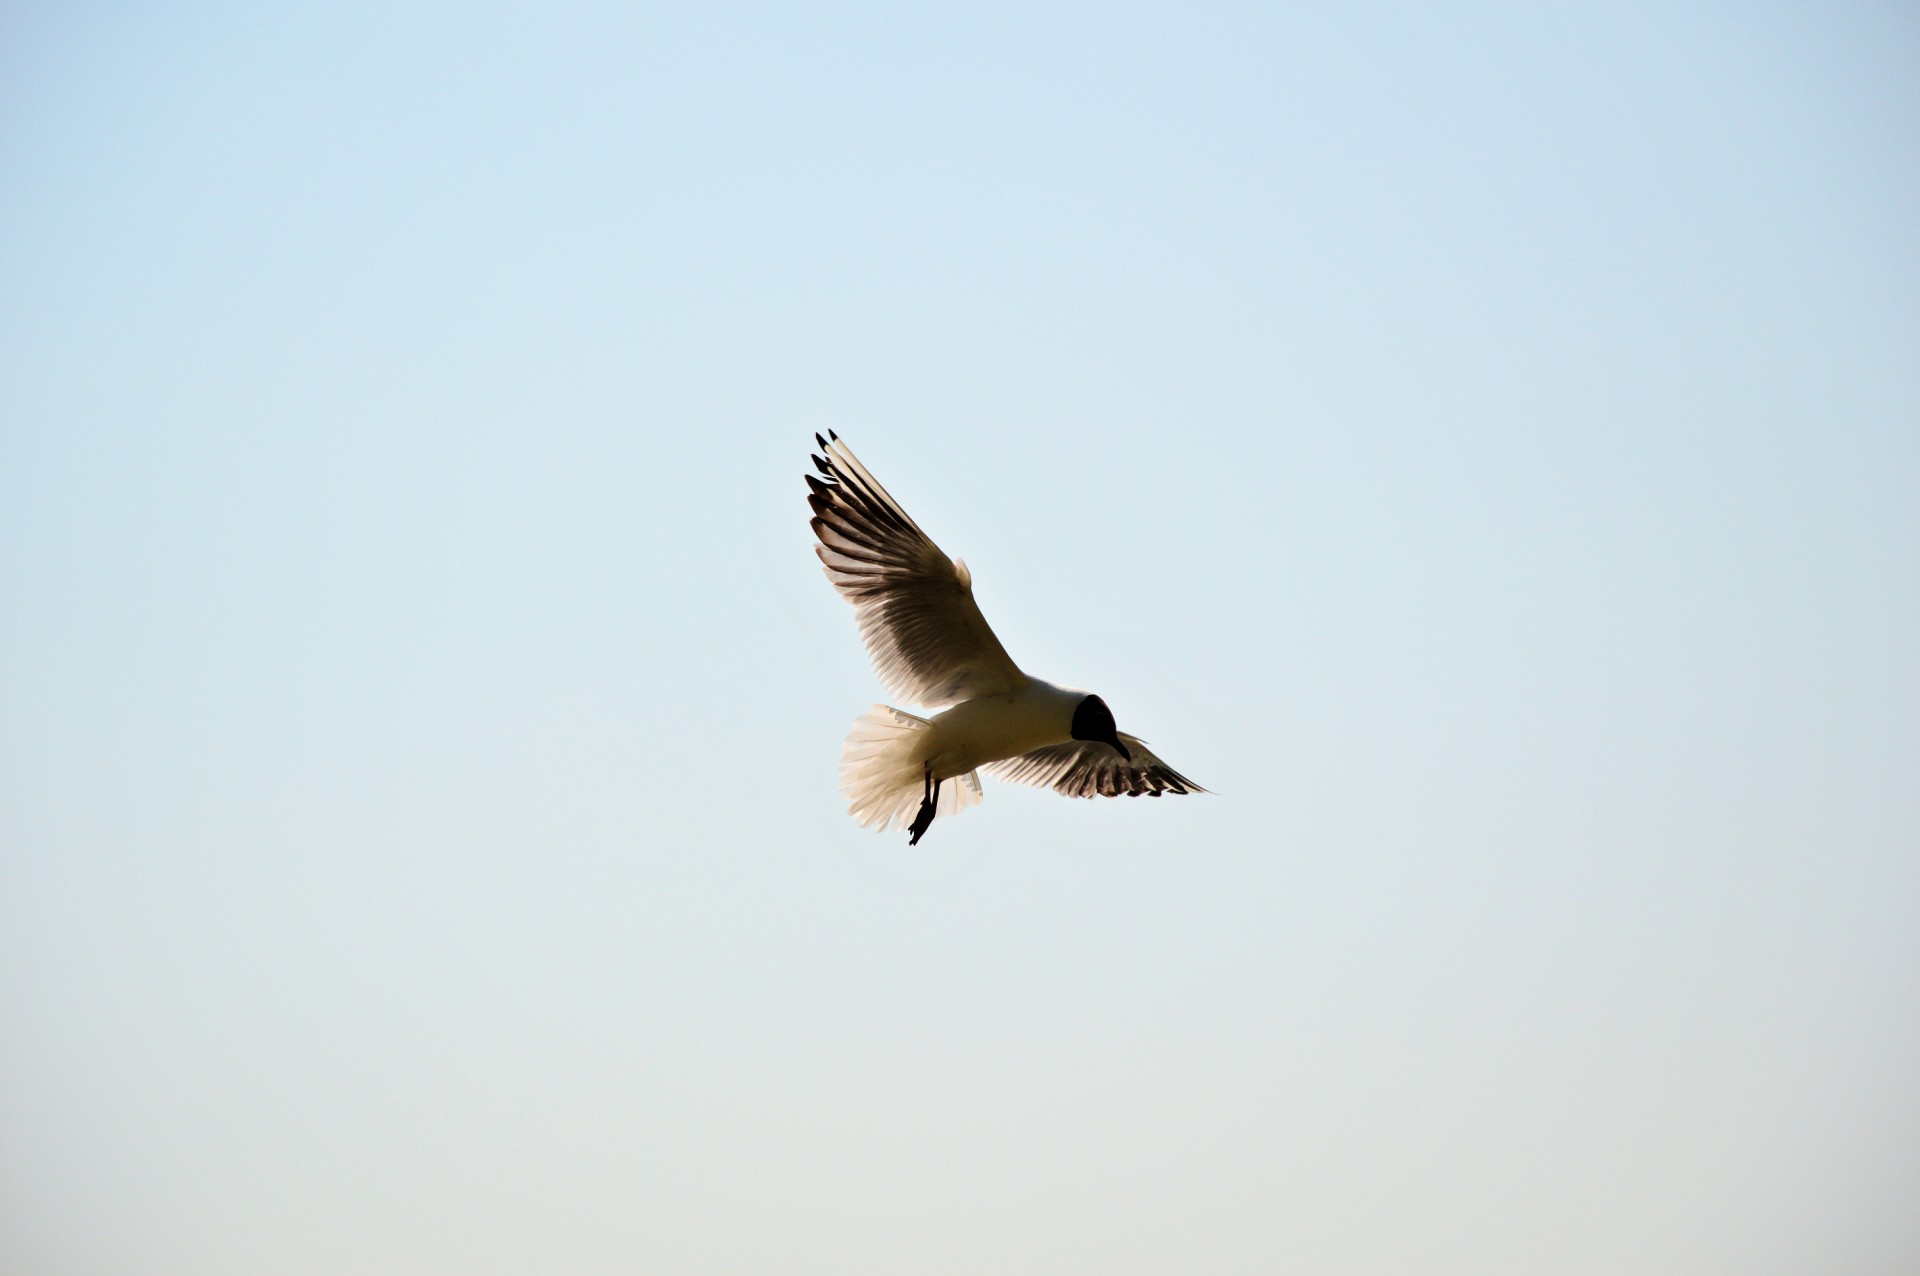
[3,2,1916,1272]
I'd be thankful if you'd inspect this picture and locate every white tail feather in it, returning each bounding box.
[840,705,983,832]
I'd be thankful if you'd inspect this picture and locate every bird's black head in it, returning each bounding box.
[1070,694,1131,762]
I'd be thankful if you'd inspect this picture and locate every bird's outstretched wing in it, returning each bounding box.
[984,733,1206,798]
[808,432,1025,709]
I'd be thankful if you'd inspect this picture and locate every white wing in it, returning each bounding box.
[984,733,1206,799]
[807,432,1025,709]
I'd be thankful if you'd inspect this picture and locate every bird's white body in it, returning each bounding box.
[808,432,1202,842]
[920,677,1086,779]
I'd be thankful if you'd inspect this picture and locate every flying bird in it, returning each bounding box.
[807,431,1205,844]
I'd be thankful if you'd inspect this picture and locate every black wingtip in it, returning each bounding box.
[828,428,839,441]
[813,432,828,450]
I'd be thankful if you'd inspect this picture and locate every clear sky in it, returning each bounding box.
[3,2,1916,1272]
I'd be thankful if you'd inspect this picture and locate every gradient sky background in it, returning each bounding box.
[3,3,1916,1272]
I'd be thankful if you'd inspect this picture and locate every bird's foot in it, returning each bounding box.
[907,766,940,846]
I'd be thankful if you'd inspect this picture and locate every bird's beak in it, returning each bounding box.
[1110,736,1132,762]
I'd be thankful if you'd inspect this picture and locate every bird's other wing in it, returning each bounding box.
[807,432,1025,709]
[983,733,1207,798]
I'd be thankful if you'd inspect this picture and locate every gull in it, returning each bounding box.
[807,431,1205,844]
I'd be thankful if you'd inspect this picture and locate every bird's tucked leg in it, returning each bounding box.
[908,764,940,846]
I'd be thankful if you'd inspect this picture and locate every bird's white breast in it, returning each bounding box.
[922,678,1085,778]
